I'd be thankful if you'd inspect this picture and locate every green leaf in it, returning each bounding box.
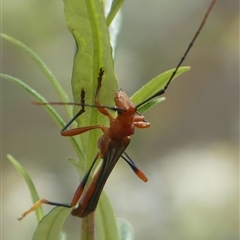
[7,154,44,222]
[0,33,71,117]
[117,218,135,240]
[137,97,165,114]
[63,0,118,167]
[63,0,120,239]
[68,157,84,176]
[106,0,125,27]
[96,192,121,240]
[131,67,190,111]
[32,207,71,240]
[1,73,83,161]
[106,0,123,57]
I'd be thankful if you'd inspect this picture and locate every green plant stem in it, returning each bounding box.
[82,214,94,240]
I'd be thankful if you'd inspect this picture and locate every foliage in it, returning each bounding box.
[1,0,189,239]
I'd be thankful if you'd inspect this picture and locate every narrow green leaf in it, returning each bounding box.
[106,0,125,27]
[117,218,135,240]
[63,0,118,168]
[1,73,83,161]
[131,67,190,107]
[63,0,120,239]
[0,33,71,118]
[96,192,120,240]
[137,97,165,114]
[7,154,43,222]
[32,207,71,240]
[68,157,84,176]
[106,0,123,57]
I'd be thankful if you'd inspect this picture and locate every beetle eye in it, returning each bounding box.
[113,106,126,114]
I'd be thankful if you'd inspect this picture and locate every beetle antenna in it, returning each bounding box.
[136,0,217,109]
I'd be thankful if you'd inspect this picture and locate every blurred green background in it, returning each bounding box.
[2,0,238,239]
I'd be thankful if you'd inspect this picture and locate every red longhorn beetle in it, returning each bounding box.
[18,0,217,220]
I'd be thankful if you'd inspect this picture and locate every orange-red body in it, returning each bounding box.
[60,77,150,217]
